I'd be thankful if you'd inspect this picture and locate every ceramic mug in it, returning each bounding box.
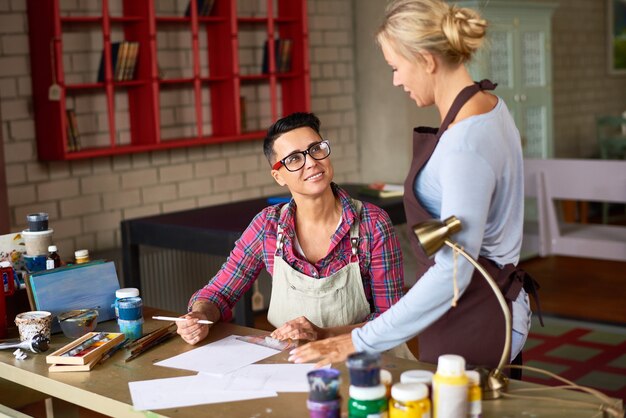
[15,311,53,341]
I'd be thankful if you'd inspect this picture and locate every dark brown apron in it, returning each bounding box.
[403,80,541,371]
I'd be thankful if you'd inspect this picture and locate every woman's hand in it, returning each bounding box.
[176,312,210,345]
[271,316,325,341]
[288,333,356,368]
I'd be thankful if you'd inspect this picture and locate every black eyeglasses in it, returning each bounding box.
[272,140,331,172]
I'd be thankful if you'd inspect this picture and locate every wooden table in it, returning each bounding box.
[0,308,622,418]
[120,184,405,327]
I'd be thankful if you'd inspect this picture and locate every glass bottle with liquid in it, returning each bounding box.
[46,245,61,270]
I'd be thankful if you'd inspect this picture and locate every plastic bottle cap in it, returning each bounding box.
[349,384,386,400]
[436,354,466,377]
[116,288,140,298]
[48,245,57,252]
[400,369,434,385]
[380,369,392,385]
[391,383,428,402]
[75,249,89,258]
[466,370,481,385]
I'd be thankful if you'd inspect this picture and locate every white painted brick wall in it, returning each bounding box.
[1,0,359,257]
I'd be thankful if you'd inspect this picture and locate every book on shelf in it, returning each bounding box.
[124,42,140,81]
[358,183,404,199]
[65,109,81,152]
[97,41,140,82]
[185,0,216,17]
[261,38,293,74]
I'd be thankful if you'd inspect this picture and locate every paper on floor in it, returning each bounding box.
[154,335,280,375]
[129,374,277,411]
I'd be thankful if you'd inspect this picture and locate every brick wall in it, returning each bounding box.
[0,0,359,259]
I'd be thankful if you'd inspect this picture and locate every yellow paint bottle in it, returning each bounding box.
[389,382,431,418]
[432,355,468,418]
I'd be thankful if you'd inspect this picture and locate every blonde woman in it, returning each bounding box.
[288,0,538,376]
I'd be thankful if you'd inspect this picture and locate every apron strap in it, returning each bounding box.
[437,79,497,139]
[349,199,363,258]
[275,203,290,254]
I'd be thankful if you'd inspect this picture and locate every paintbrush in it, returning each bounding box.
[125,328,177,362]
[126,324,174,351]
[98,338,129,365]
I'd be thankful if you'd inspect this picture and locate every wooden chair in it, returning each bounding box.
[523,158,626,262]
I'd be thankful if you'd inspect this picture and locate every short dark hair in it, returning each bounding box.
[263,112,321,165]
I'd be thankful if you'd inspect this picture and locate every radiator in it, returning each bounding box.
[136,246,272,315]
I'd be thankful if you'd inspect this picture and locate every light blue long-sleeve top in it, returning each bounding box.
[352,98,531,354]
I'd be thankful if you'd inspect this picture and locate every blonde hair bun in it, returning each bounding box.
[377,0,488,65]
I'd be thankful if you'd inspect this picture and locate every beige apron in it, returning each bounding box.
[266,200,416,360]
[267,200,370,328]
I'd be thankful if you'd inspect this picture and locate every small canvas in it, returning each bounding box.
[29,261,120,333]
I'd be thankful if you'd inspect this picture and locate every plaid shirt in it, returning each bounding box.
[189,184,404,323]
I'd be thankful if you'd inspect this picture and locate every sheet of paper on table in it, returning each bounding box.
[207,363,317,392]
[129,374,277,411]
[154,335,280,375]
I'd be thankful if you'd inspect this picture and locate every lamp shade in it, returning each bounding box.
[412,216,462,257]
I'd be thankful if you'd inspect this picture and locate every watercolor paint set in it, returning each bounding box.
[46,331,124,366]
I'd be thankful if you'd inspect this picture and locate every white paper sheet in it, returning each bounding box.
[129,374,277,411]
[224,363,316,392]
[154,335,280,375]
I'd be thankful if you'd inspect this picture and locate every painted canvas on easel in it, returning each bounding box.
[608,0,626,74]
[29,261,120,333]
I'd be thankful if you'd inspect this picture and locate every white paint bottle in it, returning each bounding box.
[432,355,468,418]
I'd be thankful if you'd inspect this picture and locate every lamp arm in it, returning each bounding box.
[444,240,511,376]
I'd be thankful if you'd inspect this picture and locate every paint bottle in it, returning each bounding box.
[432,355,468,418]
[348,384,388,418]
[466,370,482,418]
[346,351,381,387]
[114,288,140,318]
[400,370,434,388]
[74,249,90,264]
[380,369,393,399]
[307,368,342,418]
[389,382,431,418]
[117,296,143,340]
[306,398,341,418]
[46,245,61,270]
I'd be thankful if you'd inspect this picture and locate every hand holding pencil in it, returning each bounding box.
[172,312,213,346]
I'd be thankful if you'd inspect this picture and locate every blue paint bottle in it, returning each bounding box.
[117,296,143,340]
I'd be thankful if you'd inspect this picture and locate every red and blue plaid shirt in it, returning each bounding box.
[189,184,405,323]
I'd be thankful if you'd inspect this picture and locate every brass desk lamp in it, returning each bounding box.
[412,215,509,399]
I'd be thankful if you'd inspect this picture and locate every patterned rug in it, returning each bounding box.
[522,316,626,403]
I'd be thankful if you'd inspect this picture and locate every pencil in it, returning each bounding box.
[152,316,213,325]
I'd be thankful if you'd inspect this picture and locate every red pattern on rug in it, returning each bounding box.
[522,328,626,402]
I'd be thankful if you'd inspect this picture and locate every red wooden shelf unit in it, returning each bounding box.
[26,0,310,161]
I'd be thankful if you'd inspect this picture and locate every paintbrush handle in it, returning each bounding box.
[126,324,173,350]
[125,330,177,362]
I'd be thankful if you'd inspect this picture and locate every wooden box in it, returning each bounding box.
[46,332,124,365]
